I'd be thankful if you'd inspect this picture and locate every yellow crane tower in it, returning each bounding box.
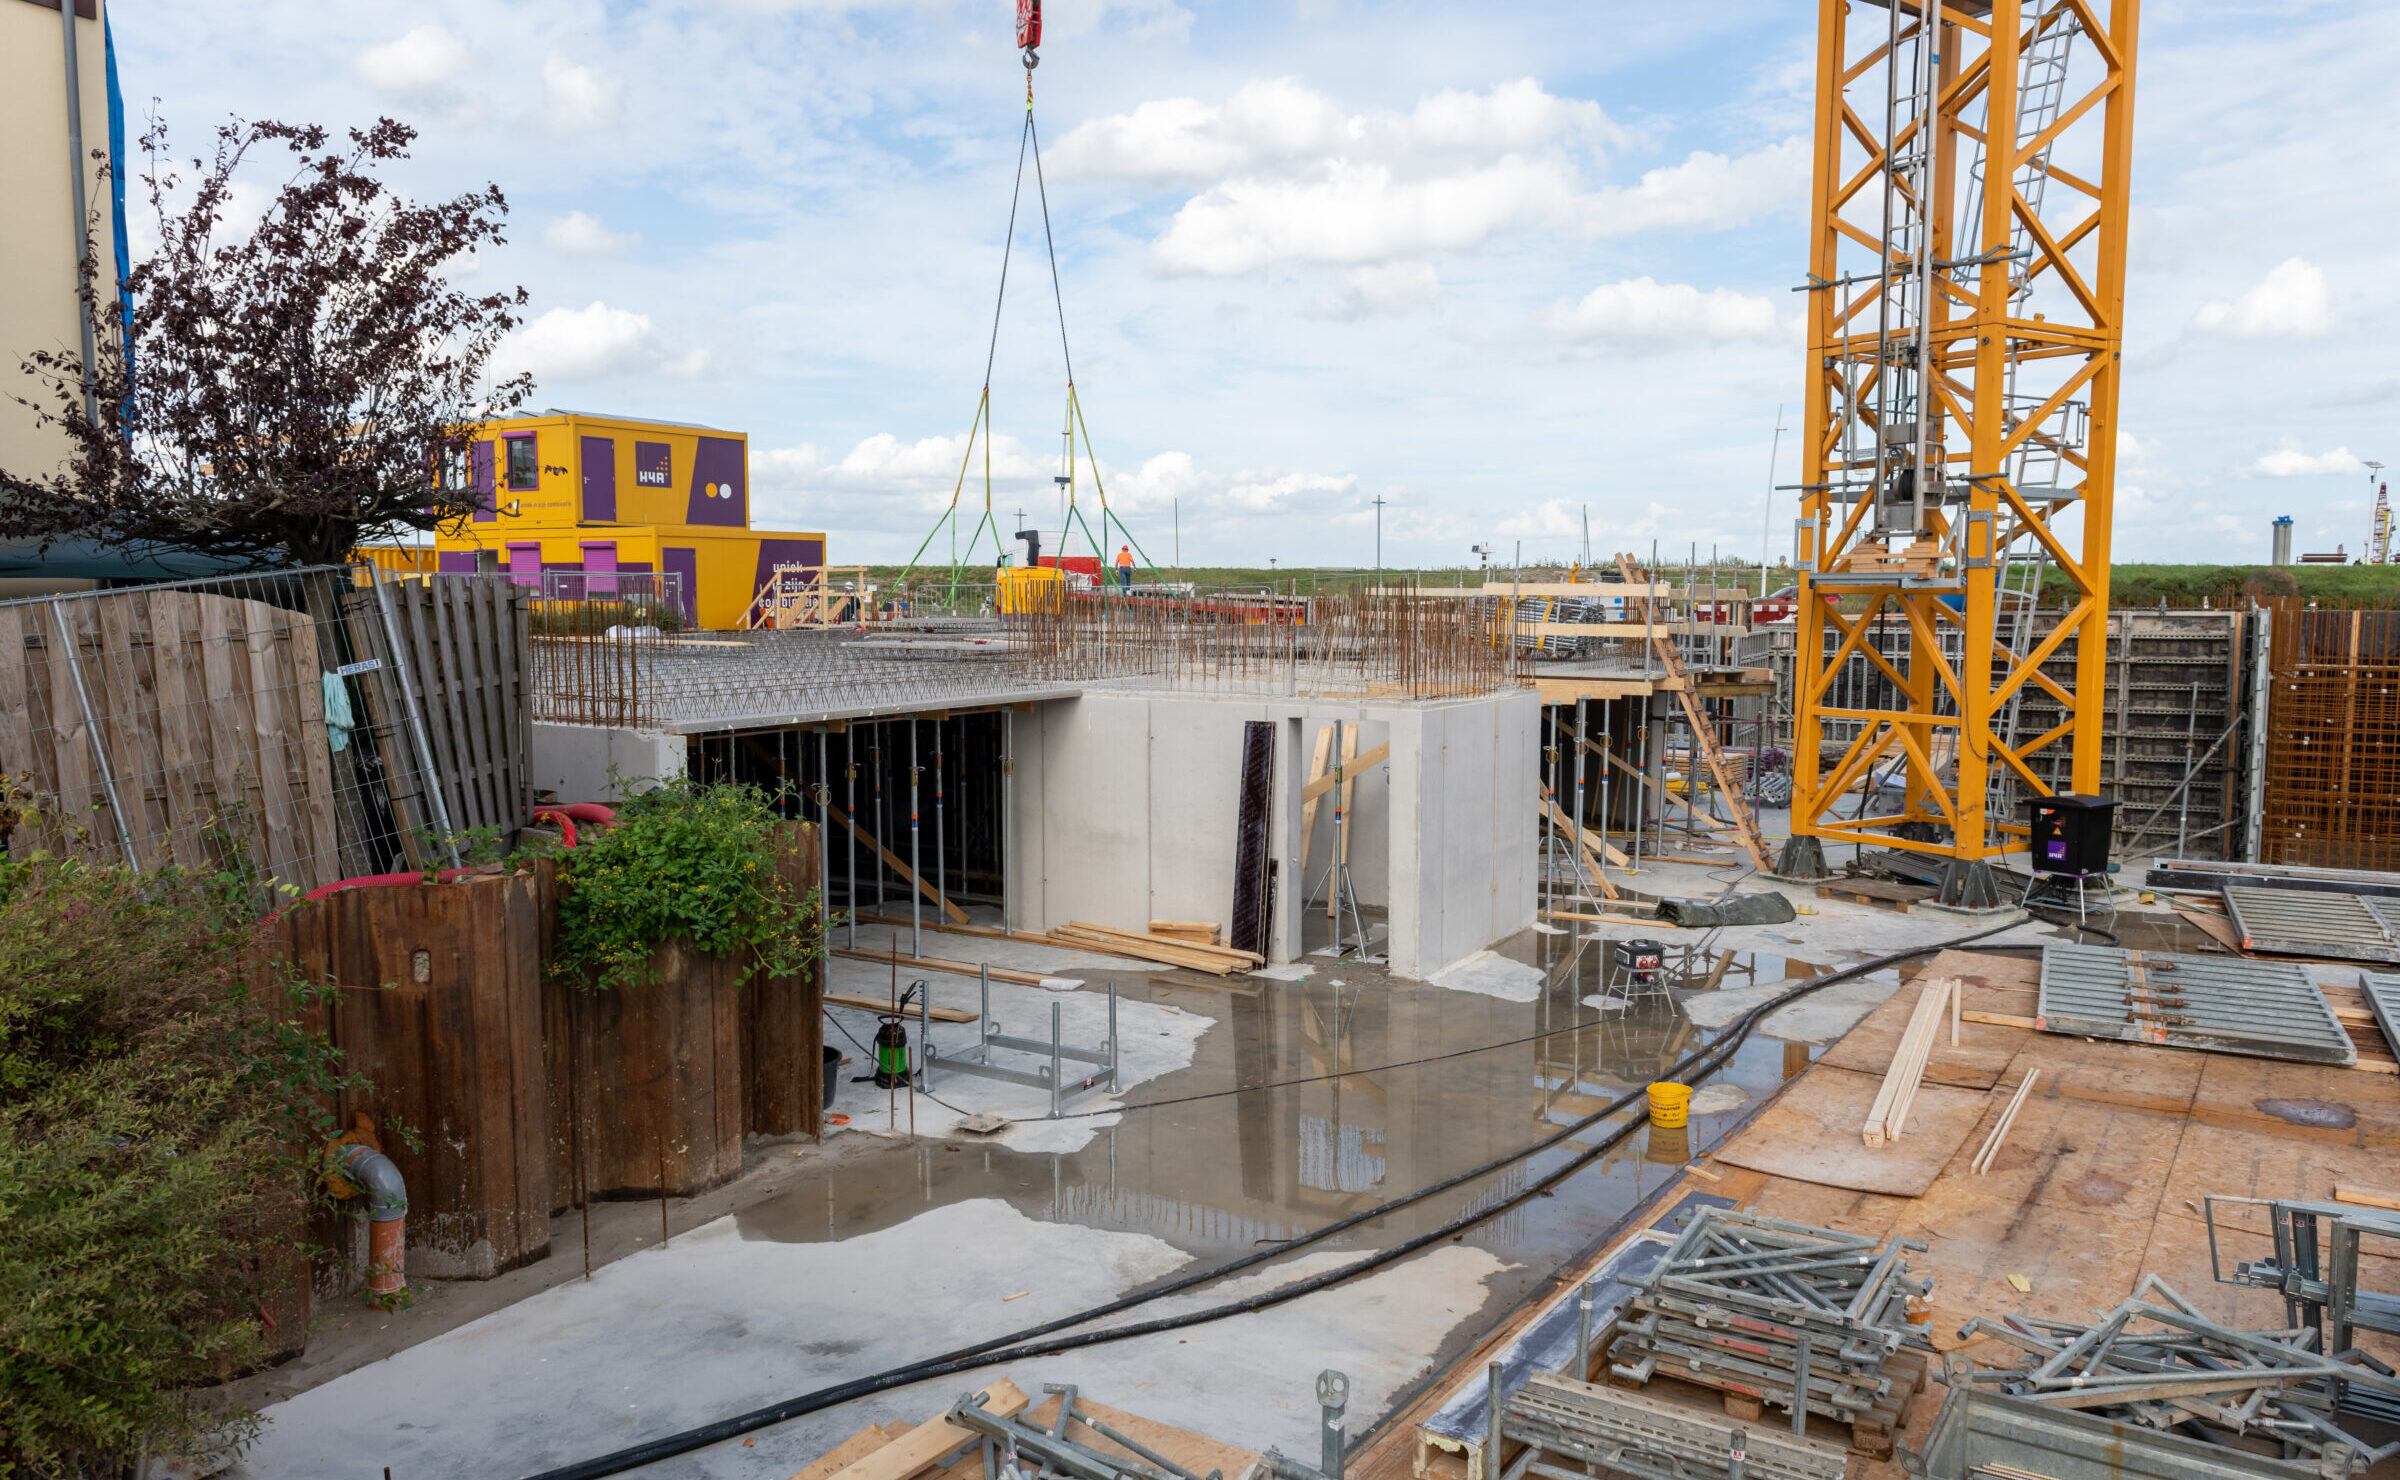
[1777,0,2140,906]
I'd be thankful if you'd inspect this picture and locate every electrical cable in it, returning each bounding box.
[531,919,2019,1480]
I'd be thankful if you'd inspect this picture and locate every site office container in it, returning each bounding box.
[429,410,824,630]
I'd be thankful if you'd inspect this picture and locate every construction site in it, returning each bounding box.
[7,3,2400,1480]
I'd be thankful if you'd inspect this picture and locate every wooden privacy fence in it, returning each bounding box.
[0,580,348,891]
[2261,600,2400,871]
[0,566,534,891]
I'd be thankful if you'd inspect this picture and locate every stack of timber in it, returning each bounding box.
[784,1378,1254,1480]
[1054,920,1262,976]
[1148,918,1222,946]
[1864,977,1960,1146]
[1605,1207,1932,1457]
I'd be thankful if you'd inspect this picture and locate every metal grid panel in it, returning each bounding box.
[2037,944,2354,1065]
[2221,886,2400,964]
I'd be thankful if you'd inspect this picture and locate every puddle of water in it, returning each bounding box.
[740,936,1893,1299]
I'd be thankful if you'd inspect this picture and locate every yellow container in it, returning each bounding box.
[1647,1081,1692,1128]
[998,565,1066,615]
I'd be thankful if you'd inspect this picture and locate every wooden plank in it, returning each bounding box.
[823,989,979,1023]
[822,1380,1030,1480]
[0,607,41,855]
[461,577,507,834]
[1615,552,1771,872]
[1051,927,1247,975]
[789,1424,917,1480]
[143,593,210,870]
[282,605,345,890]
[193,594,259,865]
[95,592,170,857]
[828,804,970,925]
[1297,724,1333,877]
[833,946,1049,989]
[494,581,529,834]
[2335,1185,2400,1213]
[1300,742,1390,803]
[42,601,109,859]
[399,582,463,845]
[1062,918,1263,967]
[1603,747,1725,833]
[1541,795,1621,900]
[240,601,303,888]
[1710,1064,1990,1197]
[430,577,492,834]
[342,589,431,869]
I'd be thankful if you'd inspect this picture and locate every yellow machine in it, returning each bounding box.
[422,410,825,630]
[1781,0,2136,906]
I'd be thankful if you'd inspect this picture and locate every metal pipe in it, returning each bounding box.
[910,720,922,959]
[52,601,138,870]
[372,571,463,868]
[1049,1000,1063,1117]
[1576,1275,1597,1380]
[845,729,859,949]
[1107,982,1120,1092]
[1001,708,1014,935]
[58,0,98,426]
[934,717,947,924]
[1484,1360,1504,1480]
[1572,698,1587,898]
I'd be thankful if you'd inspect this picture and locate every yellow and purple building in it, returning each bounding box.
[430,410,823,630]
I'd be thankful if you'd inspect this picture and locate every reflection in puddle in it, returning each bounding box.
[737,937,1891,1317]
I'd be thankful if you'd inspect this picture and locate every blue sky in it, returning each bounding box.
[113,1,2400,568]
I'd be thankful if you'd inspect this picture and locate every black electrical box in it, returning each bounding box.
[2024,793,2117,876]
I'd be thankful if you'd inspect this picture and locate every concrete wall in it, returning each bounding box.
[2,0,115,485]
[529,722,688,804]
[1007,687,1537,979]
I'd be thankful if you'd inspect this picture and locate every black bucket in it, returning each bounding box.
[822,1046,842,1111]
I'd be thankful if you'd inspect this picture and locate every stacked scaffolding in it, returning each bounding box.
[1606,1208,1929,1433]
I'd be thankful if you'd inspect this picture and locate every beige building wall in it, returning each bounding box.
[1,0,116,486]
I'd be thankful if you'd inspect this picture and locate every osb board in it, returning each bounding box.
[2188,1053,2400,1148]
[1931,1088,2186,1228]
[1817,980,2029,1091]
[1902,1199,2159,1341]
[2002,1031,2204,1117]
[1708,1064,1992,1197]
[2157,1118,2400,1233]
[1919,948,2040,994]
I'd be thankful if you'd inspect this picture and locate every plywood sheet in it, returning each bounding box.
[1709,1064,1991,1196]
[2004,1031,2204,1117]
[1920,949,2041,994]
[1907,1089,2186,1228]
[2189,1053,2400,1148]
[1907,1200,2158,1340]
[1733,1179,1913,1242]
[2158,1118,2400,1234]
[1819,982,2028,1090]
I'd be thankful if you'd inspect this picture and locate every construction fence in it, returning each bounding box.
[0,565,531,896]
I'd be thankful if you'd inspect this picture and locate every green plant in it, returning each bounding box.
[0,857,362,1473]
[548,779,818,992]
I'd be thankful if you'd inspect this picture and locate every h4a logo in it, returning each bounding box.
[635,442,672,488]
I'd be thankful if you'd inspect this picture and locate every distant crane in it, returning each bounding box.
[2367,462,2389,564]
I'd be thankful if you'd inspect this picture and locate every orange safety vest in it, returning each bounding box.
[1114,549,1133,567]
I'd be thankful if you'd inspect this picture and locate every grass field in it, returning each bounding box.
[860,559,2400,608]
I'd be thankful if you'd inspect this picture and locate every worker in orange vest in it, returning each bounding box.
[1113,544,1134,591]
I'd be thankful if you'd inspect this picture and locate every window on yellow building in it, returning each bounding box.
[506,435,539,491]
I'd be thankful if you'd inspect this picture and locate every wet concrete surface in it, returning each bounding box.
[233,895,2093,1478]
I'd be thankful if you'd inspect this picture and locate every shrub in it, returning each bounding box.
[548,780,817,992]
[0,857,348,1474]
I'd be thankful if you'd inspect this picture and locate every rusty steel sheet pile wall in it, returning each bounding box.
[2262,599,2400,871]
[279,866,554,1280]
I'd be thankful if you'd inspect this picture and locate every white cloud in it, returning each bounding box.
[1222,470,1357,513]
[1550,276,1781,346]
[1583,138,1808,234]
[1308,262,1443,320]
[542,211,641,256]
[1054,77,1621,183]
[543,55,624,135]
[355,26,472,94]
[492,302,706,383]
[2195,258,2334,339]
[1156,156,1588,274]
[2247,440,2365,478]
[2115,429,2156,467]
[1107,450,1204,512]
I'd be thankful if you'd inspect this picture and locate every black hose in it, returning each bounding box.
[526,921,2017,1480]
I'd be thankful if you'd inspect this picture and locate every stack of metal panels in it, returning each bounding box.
[2221,885,2400,964]
[1502,1372,1848,1480]
[2361,973,2400,1058]
[2036,944,2356,1065]
[1606,1207,1928,1430]
[1958,1275,2400,1473]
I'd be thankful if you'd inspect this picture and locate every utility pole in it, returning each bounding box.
[1759,403,1785,596]
[1173,496,1181,577]
[1370,494,1386,578]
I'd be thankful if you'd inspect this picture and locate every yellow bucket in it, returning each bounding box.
[1647,1081,1692,1129]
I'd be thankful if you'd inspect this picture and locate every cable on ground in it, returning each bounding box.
[529,919,2018,1480]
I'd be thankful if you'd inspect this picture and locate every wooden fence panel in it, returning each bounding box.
[747,822,826,1138]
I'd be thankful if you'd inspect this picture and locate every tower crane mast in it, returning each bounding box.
[1778,0,2140,904]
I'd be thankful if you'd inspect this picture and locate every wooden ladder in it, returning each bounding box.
[1616,552,1773,872]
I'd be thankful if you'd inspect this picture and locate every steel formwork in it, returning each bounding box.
[2035,944,2355,1065]
[2260,600,2400,872]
